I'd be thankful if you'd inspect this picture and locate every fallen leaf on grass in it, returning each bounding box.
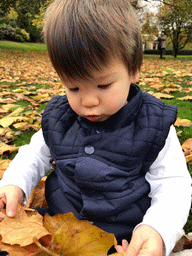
[177,96,192,101]
[13,122,39,131]
[163,88,180,93]
[182,138,192,153]
[182,138,192,163]
[0,98,17,104]
[0,115,29,128]
[0,142,20,155]
[174,118,192,127]
[153,93,174,99]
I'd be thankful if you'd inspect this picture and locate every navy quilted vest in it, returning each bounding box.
[41,84,177,239]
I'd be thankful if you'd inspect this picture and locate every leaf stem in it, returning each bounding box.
[33,237,60,256]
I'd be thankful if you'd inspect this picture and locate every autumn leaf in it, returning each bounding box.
[42,212,117,256]
[0,142,20,155]
[26,177,48,209]
[13,122,39,131]
[173,234,192,252]
[177,96,192,101]
[174,118,192,127]
[152,92,174,99]
[0,98,17,104]
[186,155,192,163]
[0,159,12,179]
[0,205,51,247]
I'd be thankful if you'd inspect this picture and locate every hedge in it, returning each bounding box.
[144,49,192,56]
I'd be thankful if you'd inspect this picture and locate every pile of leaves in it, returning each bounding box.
[0,207,123,256]
[0,178,123,255]
[0,48,192,255]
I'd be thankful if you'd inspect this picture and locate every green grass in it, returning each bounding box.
[0,40,47,52]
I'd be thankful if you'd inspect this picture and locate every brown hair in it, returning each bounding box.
[44,0,143,80]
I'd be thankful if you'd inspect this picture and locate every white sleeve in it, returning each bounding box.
[134,125,192,256]
[0,129,52,204]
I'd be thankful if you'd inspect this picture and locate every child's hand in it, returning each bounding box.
[115,225,163,256]
[0,185,24,217]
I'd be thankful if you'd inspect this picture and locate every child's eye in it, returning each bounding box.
[98,84,111,90]
[69,87,79,92]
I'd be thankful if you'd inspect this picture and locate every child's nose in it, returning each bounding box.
[82,95,99,108]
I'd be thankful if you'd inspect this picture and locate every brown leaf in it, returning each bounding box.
[0,205,52,247]
[0,159,12,179]
[0,241,42,256]
[0,98,17,104]
[173,235,192,252]
[26,177,48,209]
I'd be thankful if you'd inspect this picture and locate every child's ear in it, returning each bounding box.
[131,71,140,83]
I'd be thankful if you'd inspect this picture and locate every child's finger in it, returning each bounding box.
[115,240,129,253]
[5,191,19,217]
[115,245,126,253]
[122,239,129,250]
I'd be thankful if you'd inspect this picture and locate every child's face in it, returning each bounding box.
[63,57,139,122]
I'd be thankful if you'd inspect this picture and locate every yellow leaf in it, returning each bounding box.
[186,155,192,163]
[175,118,192,127]
[8,107,24,117]
[0,142,20,155]
[0,116,28,128]
[12,88,26,93]
[177,96,192,101]
[43,212,117,255]
[153,93,174,99]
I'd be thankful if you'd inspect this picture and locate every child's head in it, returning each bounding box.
[44,0,143,81]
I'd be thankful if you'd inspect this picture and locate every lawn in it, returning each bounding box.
[0,41,192,232]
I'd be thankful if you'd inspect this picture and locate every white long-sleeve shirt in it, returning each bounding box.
[0,125,191,255]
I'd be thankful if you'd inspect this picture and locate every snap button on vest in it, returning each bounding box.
[84,145,95,154]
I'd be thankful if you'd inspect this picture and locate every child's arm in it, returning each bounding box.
[0,129,52,216]
[116,125,191,256]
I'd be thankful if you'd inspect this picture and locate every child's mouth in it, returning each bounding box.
[86,115,102,122]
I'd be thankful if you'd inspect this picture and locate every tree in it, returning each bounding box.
[15,0,47,42]
[141,13,158,36]
[143,0,192,57]
[33,0,140,30]
[0,0,16,17]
